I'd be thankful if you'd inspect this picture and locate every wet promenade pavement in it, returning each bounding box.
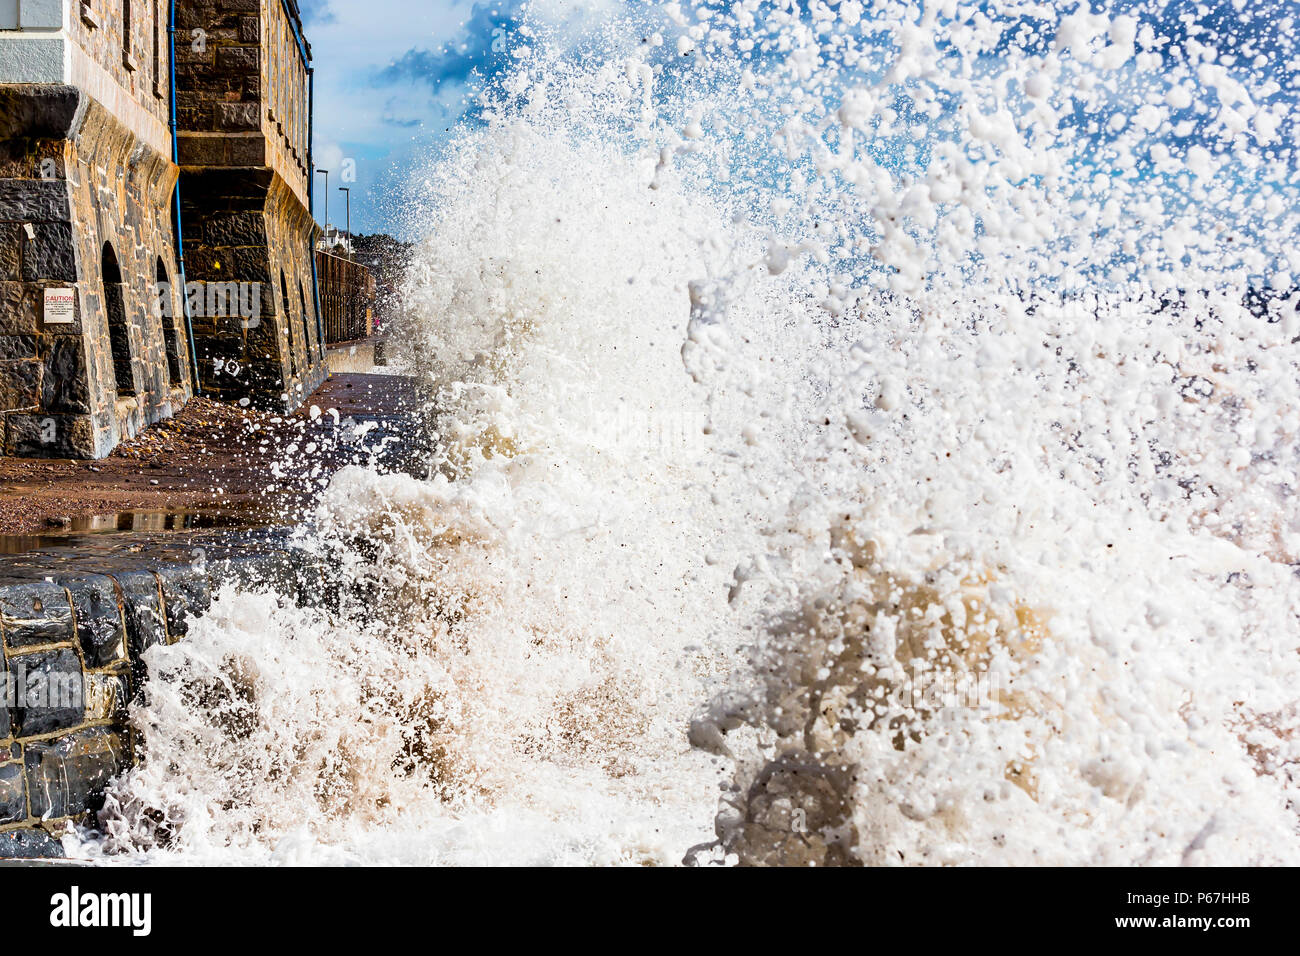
[0,372,430,537]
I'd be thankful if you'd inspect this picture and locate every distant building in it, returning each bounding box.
[0,0,195,458]
[316,226,352,257]
[174,0,328,409]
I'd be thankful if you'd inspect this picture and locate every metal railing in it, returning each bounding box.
[315,251,375,345]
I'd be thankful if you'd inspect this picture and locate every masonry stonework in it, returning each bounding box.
[0,529,330,848]
[1,1,327,457]
[175,0,325,410]
[0,2,194,459]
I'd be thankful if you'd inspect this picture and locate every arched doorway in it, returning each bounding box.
[102,243,137,397]
[157,258,183,387]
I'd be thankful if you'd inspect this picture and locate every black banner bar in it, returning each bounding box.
[0,865,1280,945]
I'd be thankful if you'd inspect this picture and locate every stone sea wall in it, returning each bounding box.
[0,528,329,858]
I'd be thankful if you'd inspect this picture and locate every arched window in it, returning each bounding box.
[298,280,313,369]
[152,0,162,94]
[157,258,183,386]
[123,1,133,60]
[281,271,298,378]
[103,243,137,397]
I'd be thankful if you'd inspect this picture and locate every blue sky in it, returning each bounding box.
[300,0,593,238]
[300,0,485,236]
[299,0,1298,252]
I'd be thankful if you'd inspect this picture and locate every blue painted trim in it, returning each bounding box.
[309,67,325,359]
[170,0,201,393]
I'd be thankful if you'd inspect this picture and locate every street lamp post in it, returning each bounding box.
[339,187,351,258]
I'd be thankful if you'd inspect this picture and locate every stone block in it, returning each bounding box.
[229,245,271,283]
[0,37,66,86]
[58,574,126,668]
[0,223,19,280]
[19,0,64,30]
[216,102,259,131]
[0,87,80,141]
[0,178,69,221]
[182,248,220,279]
[0,581,74,649]
[0,761,26,826]
[177,134,228,166]
[0,358,40,410]
[227,135,267,166]
[83,672,129,724]
[21,222,77,282]
[117,570,170,656]
[205,211,265,247]
[246,314,278,351]
[31,144,68,183]
[0,334,36,360]
[0,145,27,180]
[0,830,63,859]
[155,564,210,641]
[194,332,241,366]
[0,653,10,741]
[40,337,89,413]
[10,647,84,738]
[215,47,260,74]
[0,282,38,334]
[4,412,96,458]
[24,727,126,820]
[174,4,203,31]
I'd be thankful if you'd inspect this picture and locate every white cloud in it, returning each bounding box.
[305,0,476,231]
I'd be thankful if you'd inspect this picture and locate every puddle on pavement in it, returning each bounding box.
[0,508,268,555]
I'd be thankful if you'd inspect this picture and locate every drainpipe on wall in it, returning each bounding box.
[309,66,326,360]
[169,0,201,394]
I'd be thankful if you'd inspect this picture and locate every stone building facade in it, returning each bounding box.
[0,0,195,458]
[174,0,327,409]
[0,0,328,458]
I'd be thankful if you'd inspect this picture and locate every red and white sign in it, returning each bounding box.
[43,287,76,324]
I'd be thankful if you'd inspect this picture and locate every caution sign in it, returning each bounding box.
[43,288,76,325]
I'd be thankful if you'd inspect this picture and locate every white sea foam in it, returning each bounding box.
[81,0,1299,865]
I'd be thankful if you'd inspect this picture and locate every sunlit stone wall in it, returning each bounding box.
[0,1,193,459]
[174,0,326,410]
